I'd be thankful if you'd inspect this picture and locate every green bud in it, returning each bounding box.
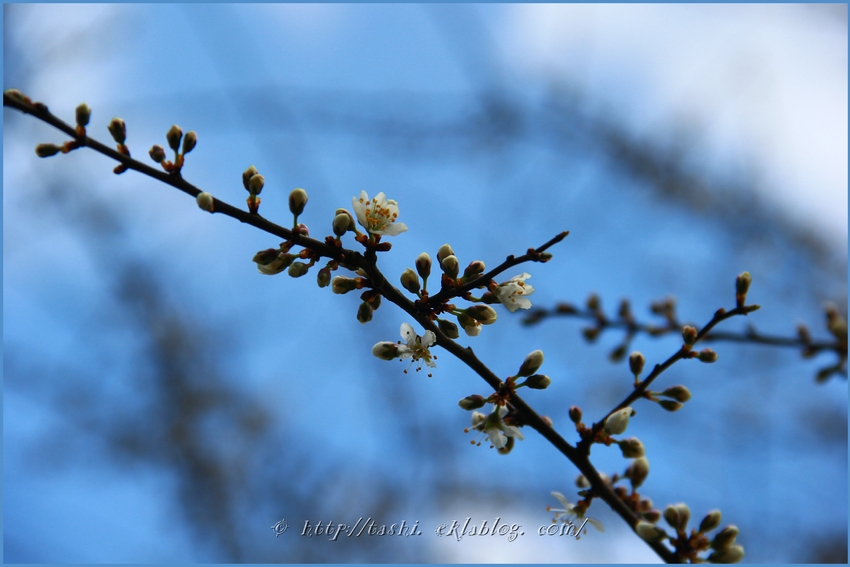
[437,318,459,339]
[196,192,214,212]
[400,268,420,294]
[149,144,166,163]
[682,325,698,346]
[242,165,259,191]
[333,213,352,236]
[356,301,373,324]
[517,349,544,377]
[436,243,455,265]
[569,406,582,423]
[575,475,590,488]
[462,260,486,279]
[466,304,498,325]
[619,437,645,458]
[635,521,667,543]
[604,407,633,435]
[249,174,265,196]
[372,341,399,360]
[658,400,683,412]
[458,395,487,410]
[698,348,719,363]
[735,271,752,297]
[626,456,650,489]
[107,117,126,145]
[35,143,61,158]
[699,510,722,534]
[661,385,691,403]
[182,130,197,154]
[629,351,645,377]
[441,254,459,278]
[524,374,551,390]
[664,505,680,530]
[331,276,358,294]
[289,188,308,216]
[317,267,331,288]
[673,503,690,532]
[708,544,744,564]
[166,124,183,152]
[457,312,481,337]
[711,525,739,550]
[75,103,91,127]
[287,261,310,278]
[415,252,432,281]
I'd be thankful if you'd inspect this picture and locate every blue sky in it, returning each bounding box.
[4,4,847,563]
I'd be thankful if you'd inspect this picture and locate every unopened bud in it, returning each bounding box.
[629,352,645,377]
[249,174,265,196]
[182,130,197,154]
[658,400,683,412]
[108,117,126,145]
[627,457,650,489]
[441,254,459,278]
[604,407,634,435]
[569,406,582,423]
[517,350,544,377]
[664,505,680,530]
[538,252,553,262]
[356,301,373,324]
[524,374,551,390]
[332,276,358,294]
[540,415,553,428]
[458,395,487,410]
[463,260,486,279]
[400,268,420,294]
[437,318,459,339]
[619,437,645,458]
[635,521,666,543]
[333,213,352,236]
[466,304,497,325]
[609,344,627,362]
[582,327,601,342]
[699,510,722,534]
[289,188,308,216]
[735,271,752,298]
[575,475,590,488]
[35,143,61,158]
[287,261,309,278]
[317,267,331,288]
[437,244,455,266]
[149,144,166,163]
[253,251,294,275]
[242,165,259,191]
[682,325,698,346]
[415,252,432,281]
[698,348,718,363]
[457,312,481,337]
[711,525,739,550]
[661,385,691,403]
[166,124,183,152]
[586,293,600,311]
[75,103,91,127]
[196,192,214,212]
[672,503,690,532]
[708,544,744,564]
[372,342,399,360]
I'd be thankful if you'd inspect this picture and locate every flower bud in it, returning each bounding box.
[4,89,30,104]
[672,503,690,532]
[698,348,718,363]
[609,344,627,362]
[466,304,497,325]
[372,341,400,360]
[629,351,645,377]
[332,276,358,294]
[569,406,582,423]
[735,271,752,297]
[627,457,650,489]
[75,103,91,127]
[586,293,600,311]
[400,268,420,294]
[458,395,487,410]
[182,130,197,154]
[248,174,265,196]
[107,117,126,145]
[708,544,744,564]
[356,301,373,324]
[149,144,166,163]
[457,312,481,337]
[332,212,351,236]
[682,325,698,346]
[575,475,590,488]
[582,327,601,342]
[711,525,739,550]
[289,188,308,216]
[441,254,459,278]
[415,252,432,281]
[540,415,553,428]
[604,407,634,435]
[287,261,309,278]
[317,267,331,288]
[437,318,459,339]
[661,385,691,403]
[699,510,722,534]
[643,509,662,524]
[524,374,551,390]
[242,165,259,191]
[35,143,61,158]
[166,124,183,152]
[436,243,455,265]
[463,260,485,279]
[253,251,294,275]
[658,400,683,412]
[517,350,544,377]
[664,505,680,530]
[619,437,645,458]
[196,191,214,212]
[635,521,666,543]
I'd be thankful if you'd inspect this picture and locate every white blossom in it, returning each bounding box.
[494,273,535,312]
[352,191,408,236]
[548,492,605,534]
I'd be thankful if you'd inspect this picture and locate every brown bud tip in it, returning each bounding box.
[75,103,91,127]
[107,117,126,145]
[629,352,645,377]
[682,325,698,346]
[568,406,582,423]
[182,131,197,154]
[698,348,718,363]
[35,143,61,158]
[149,144,166,163]
[166,124,183,152]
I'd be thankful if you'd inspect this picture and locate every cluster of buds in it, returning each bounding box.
[31,100,93,164]
[148,124,196,175]
[242,165,264,214]
[636,504,743,563]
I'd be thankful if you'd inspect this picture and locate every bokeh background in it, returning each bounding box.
[3,4,847,563]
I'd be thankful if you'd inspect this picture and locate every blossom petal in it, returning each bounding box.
[487,427,507,449]
[379,221,408,236]
[352,191,369,228]
[400,322,416,344]
[585,518,605,533]
[552,491,572,510]
[503,425,524,440]
[421,330,436,347]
